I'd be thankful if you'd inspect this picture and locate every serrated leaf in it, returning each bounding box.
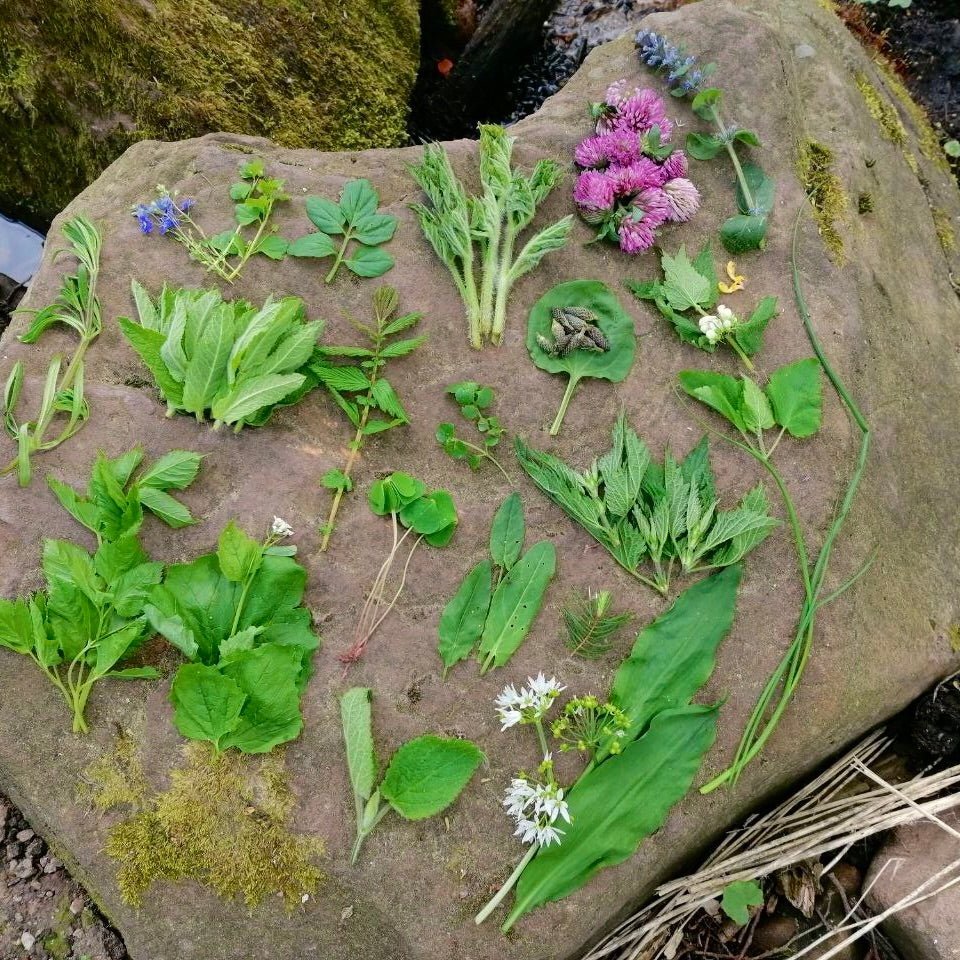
[181,304,231,415]
[136,486,195,528]
[369,378,408,421]
[211,373,305,425]
[137,450,202,490]
[766,358,822,438]
[660,246,714,312]
[740,375,774,432]
[378,336,427,359]
[733,295,777,356]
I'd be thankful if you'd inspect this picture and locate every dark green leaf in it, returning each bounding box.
[720,214,768,254]
[170,663,246,746]
[353,213,397,246]
[735,162,775,216]
[686,132,725,160]
[438,560,493,673]
[733,295,777,357]
[765,358,822,438]
[489,493,525,572]
[339,179,380,225]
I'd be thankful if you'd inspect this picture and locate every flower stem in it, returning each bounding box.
[549,376,581,436]
[475,844,538,926]
[709,105,756,213]
[325,233,351,284]
[728,337,755,372]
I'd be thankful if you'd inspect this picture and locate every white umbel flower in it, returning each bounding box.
[494,674,565,729]
[271,516,294,538]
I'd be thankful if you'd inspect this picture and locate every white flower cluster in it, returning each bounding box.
[494,673,565,730]
[502,774,571,847]
[271,516,295,538]
[698,304,738,345]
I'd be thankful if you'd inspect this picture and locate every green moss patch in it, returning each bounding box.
[933,208,957,253]
[797,138,849,261]
[82,738,323,909]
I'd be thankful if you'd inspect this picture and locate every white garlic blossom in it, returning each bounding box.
[502,777,571,847]
[494,673,565,729]
[271,516,295,538]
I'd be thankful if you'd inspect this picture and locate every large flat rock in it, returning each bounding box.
[1,1,959,958]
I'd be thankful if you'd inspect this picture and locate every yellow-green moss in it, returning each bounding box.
[854,70,907,147]
[857,192,874,214]
[3,0,420,222]
[797,138,849,261]
[77,728,147,810]
[933,208,957,253]
[82,740,323,910]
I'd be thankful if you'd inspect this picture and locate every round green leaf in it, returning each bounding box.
[526,280,636,386]
[345,245,394,278]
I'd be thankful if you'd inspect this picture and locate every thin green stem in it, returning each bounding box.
[709,105,756,213]
[325,232,351,284]
[459,439,512,484]
[475,844,538,926]
[549,376,581,436]
[490,227,517,345]
[728,337,755,372]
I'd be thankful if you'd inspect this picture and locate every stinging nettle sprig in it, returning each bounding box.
[410,124,574,349]
[2,215,102,487]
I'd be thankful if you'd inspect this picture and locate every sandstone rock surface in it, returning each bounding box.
[1,1,959,959]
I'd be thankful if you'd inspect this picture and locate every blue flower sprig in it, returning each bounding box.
[636,29,775,254]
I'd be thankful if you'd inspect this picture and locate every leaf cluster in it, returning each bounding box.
[503,566,742,928]
[436,381,510,479]
[438,493,556,676]
[119,282,323,431]
[627,245,778,360]
[288,179,397,283]
[515,414,777,594]
[341,687,484,862]
[0,447,202,733]
[368,471,459,548]
[561,589,632,660]
[3,216,102,486]
[149,521,319,754]
[410,124,573,348]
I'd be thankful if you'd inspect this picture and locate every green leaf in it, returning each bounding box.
[305,196,346,234]
[721,881,764,925]
[369,378,408,421]
[733,296,777,357]
[170,663,246,746]
[312,363,372,394]
[506,706,719,928]
[257,234,289,260]
[740,376,774,432]
[660,246,714,312]
[340,687,377,803]
[690,87,722,120]
[368,472,426,515]
[345,245,394,278]
[136,486,195,528]
[380,735,483,820]
[736,162,775,216]
[234,202,261,226]
[320,468,352,492]
[489,493,525,572]
[610,566,741,744]
[118,317,184,405]
[677,370,747,432]
[378,336,427,359]
[182,303,231,415]
[353,213,398,246]
[720,214,768,254]
[437,560,493,673]
[211,373,305,425]
[288,232,338,259]
[399,491,458,541]
[137,450,203,490]
[765,358,823,438]
[477,541,555,672]
[686,132,725,160]
[217,521,263,583]
[732,129,761,147]
[339,179,379,225]
[0,598,34,654]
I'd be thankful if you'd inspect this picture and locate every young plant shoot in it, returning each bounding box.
[526,280,636,435]
[0,447,203,733]
[515,413,776,594]
[288,179,397,283]
[437,493,556,676]
[635,30,775,254]
[340,473,458,668]
[148,517,320,754]
[133,160,290,282]
[627,244,778,370]
[410,124,574,348]
[561,589,633,659]
[436,381,511,482]
[119,283,323,431]
[340,687,483,863]
[3,216,102,486]
[476,565,740,929]
[312,286,426,551]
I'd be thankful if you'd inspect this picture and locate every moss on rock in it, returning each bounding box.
[796,138,848,262]
[2,0,420,223]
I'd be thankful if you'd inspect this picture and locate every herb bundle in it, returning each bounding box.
[627,245,777,370]
[516,414,776,594]
[410,124,574,348]
[340,473,458,668]
[3,216,102,486]
[436,381,511,481]
[288,179,397,283]
[340,687,483,863]
[0,447,203,733]
[133,160,290,282]
[147,517,319,754]
[476,567,741,928]
[312,286,426,551]
[636,30,775,254]
[526,280,636,436]
[438,493,556,676]
[119,283,323,431]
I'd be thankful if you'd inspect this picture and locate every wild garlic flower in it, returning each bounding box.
[495,673,565,730]
[551,695,631,756]
[271,516,295,538]
[502,776,571,847]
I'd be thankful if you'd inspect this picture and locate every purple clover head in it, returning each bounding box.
[573,170,616,225]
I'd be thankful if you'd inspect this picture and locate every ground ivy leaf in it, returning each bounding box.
[489,493,525,572]
[437,559,493,673]
[765,358,823,438]
[380,734,484,821]
[170,663,246,746]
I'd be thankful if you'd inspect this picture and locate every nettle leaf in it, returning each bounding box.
[437,559,493,674]
[380,735,484,820]
[766,358,823,438]
[740,376,774,432]
[660,247,714,312]
[489,492,525,572]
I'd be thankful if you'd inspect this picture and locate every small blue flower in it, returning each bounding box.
[155,194,175,216]
[180,197,196,212]
[157,213,179,235]
[133,204,154,234]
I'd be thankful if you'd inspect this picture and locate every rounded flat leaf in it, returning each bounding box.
[170,663,245,746]
[353,212,398,246]
[368,472,426,515]
[380,734,484,820]
[436,422,456,443]
[686,132,724,161]
[527,280,636,385]
[345,245,395,279]
[400,490,458,539]
[305,196,346,234]
[287,232,338,259]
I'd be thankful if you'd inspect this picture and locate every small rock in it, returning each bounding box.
[16,828,35,842]
[24,838,43,858]
[753,916,798,952]
[42,858,61,874]
[794,43,816,59]
[69,897,85,915]
[340,905,354,921]
[6,841,23,860]
[14,857,36,879]
[827,862,862,898]
[20,930,35,951]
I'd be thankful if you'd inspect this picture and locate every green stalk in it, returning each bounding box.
[549,376,581,436]
[490,227,517,345]
[324,231,351,284]
[462,254,484,349]
[709,105,756,213]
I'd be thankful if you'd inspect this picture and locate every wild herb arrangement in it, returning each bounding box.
[516,414,776,594]
[312,286,426,551]
[2,216,101,487]
[340,687,483,862]
[627,245,778,370]
[475,567,741,928]
[635,30,775,254]
[0,447,202,732]
[438,493,556,676]
[573,81,700,252]
[133,160,290,282]
[561,589,633,659]
[526,280,636,435]
[147,517,320,754]
[288,179,397,282]
[436,381,511,482]
[119,283,323,431]
[340,473,458,668]
[410,124,574,348]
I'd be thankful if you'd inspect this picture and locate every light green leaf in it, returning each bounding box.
[677,370,747,432]
[170,663,246,746]
[217,521,263,583]
[765,358,822,438]
[211,373,305,425]
[182,304,231,415]
[288,232,338,259]
[489,493,525,572]
[721,880,764,925]
[345,245,394,278]
[739,376,774,432]
[340,687,377,804]
[305,196,346,234]
[137,450,203,490]
[660,246,713,312]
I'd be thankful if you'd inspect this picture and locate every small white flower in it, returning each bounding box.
[528,672,565,700]
[698,314,722,344]
[494,674,565,729]
[502,779,537,818]
[271,516,294,538]
[716,303,737,331]
[536,823,565,847]
[497,708,523,731]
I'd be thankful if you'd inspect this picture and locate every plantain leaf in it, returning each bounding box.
[489,493,525,572]
[437,559,493,674]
